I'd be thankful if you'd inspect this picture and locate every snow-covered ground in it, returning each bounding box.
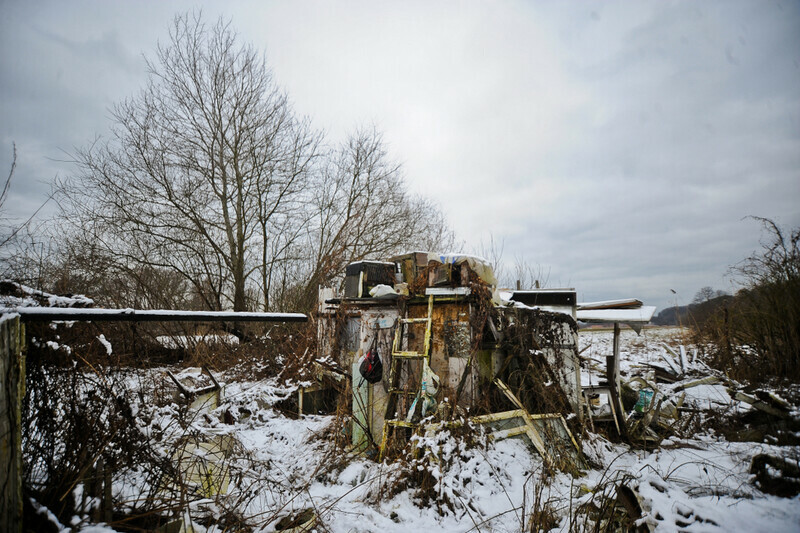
[34,327,800,532]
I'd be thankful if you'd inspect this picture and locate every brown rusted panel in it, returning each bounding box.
[390,252,428,285]
[405,300,470,401]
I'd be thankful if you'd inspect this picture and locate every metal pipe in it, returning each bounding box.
[0,307,307,323]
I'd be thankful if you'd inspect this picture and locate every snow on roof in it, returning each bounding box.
[494,291,576,316]
[577,298,643,310]
[576,306,657,324]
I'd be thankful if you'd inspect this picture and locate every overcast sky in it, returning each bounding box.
[1,0,798,312]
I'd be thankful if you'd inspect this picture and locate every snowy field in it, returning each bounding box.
[36,327,800,532]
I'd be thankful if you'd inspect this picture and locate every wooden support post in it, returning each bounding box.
[607,322,628,437]
[0,316,24,533]
[612,321,621,385]
[298,387,304,416]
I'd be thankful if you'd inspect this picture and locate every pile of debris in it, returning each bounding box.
[606,338,800,450]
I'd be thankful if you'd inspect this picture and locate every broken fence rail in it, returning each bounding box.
[0,307,307,323]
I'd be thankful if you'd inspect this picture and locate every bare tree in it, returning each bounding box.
[474,236,551,290]
[53,15,456,313]
[0,144,17,225]
[1,144,51,248]
[692,286,717,304]
[0,144,57,285]
[474,234,505,274]
[509,255,550,290]
[292,127,455,309]
[58,14,317,311]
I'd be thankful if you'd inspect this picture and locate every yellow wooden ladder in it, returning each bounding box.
[379,294,434,460]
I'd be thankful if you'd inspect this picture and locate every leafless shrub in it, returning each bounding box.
[0,143,54,273]
[21,320,313,530]
[45,13,454,316]
[22,345,161,526]
[521,468,559,533]
[570,467,643,532]
[496,308,579,425]
[693,218,800,381]
[378,419,489,517]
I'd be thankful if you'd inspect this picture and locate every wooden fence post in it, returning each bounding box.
[1,315,25,533]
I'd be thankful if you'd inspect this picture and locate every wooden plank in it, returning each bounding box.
[298,387,304,416]
[488,380,559,466]
[493,378,526,411]
[607,322,628,438]
[525,413,586,472]
[166,370,192,398]
[679,345,688,374]
[490,425,529,440]
[735,391,790,419]
[674,376,720,391]
[386,420,418,428]
[659,344,683,375]
[519,412,554,465]
[471,409,527,424]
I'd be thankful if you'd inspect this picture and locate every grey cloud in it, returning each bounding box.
[1,0,797,314]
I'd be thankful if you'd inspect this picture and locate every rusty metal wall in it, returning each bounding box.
[407,300,475,406]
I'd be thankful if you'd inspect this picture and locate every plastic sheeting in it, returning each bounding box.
[426,253,498,287]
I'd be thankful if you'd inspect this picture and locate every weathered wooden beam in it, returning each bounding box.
[734,391,790,419]
[607,322,628,438]
[0,315,24,533]
[493,378,526,411]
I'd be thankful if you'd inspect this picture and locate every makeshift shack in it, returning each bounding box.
[314,252,589,467]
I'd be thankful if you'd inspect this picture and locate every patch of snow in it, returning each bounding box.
[97,334,113,355]
[36,325,800,533]
[155,334,240,349]
[46,340,71,354]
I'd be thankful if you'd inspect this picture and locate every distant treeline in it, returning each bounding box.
[689,219,799,381]
[652,292,734,327]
